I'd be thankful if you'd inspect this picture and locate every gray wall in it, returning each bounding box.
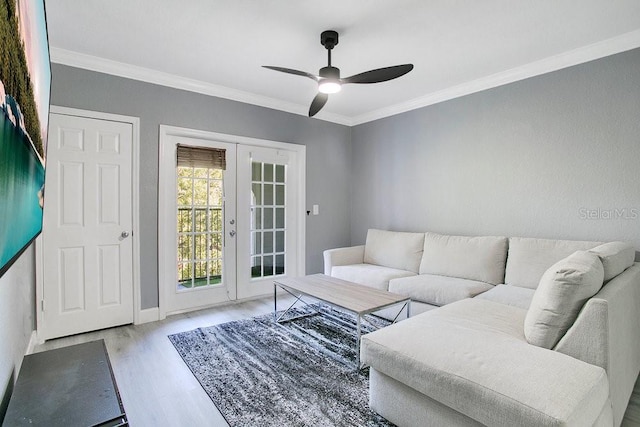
[351,48,640,250]
[50,64,352,309]
[50,47,640,309]
[0,247,35,419]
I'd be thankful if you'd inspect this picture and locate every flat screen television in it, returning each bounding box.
[0,0,51,277]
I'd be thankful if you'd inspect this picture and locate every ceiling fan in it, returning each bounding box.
[263,30,414,117]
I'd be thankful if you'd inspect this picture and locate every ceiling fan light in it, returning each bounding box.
[318,79,341,94]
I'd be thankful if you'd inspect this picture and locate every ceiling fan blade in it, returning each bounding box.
[262,66,319,81]
[342,64,414,84]
[309,93,328,117]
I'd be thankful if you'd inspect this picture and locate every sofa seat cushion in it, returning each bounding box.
[389,274,493,306]
[505,237,602,289]
[364,229,425,273]
[420,232,508,285]
[475,284,535,310]
[330,264,416,291]
[361,299,610,427]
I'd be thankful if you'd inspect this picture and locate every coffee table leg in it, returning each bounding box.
[273,283,277,322]
[356,314,362,370]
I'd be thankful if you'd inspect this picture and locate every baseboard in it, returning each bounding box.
[136,307,159,325]
[25,331,38,355]
[162,292,276,318]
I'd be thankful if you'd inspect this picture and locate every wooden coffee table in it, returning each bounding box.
[273,274,411,369]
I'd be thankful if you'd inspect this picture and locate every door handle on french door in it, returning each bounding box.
[229,230,236,237]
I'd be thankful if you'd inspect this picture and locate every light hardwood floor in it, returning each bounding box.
[32,296,295,426]
[34,295,640,427]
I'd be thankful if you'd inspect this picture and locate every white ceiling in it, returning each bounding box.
[45,0,640,125]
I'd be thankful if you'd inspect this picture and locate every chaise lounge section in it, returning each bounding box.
[324,229,640,426]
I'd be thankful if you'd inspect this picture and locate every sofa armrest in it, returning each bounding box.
[555,262,640,426]
[323,245,365,275]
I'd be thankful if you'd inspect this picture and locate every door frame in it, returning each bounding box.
[36,106,142,342]
[158,125,306,320]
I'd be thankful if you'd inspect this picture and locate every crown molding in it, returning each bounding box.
[350,29,640,125]
[49,47,352,126]
[51,29,640,127]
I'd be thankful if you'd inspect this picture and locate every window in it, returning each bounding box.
[176,146,226,290]
[250,162,286,279]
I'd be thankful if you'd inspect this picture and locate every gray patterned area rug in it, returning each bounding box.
[168,305,394,427]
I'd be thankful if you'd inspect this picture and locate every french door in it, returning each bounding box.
[236,145,301,299]
[159,127,304,316]
[161,136,237,314]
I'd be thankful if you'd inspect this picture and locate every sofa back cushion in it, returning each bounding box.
[524,251,604,349]
[364,229,425,273]
[419,232,508,285]
[505,237,601,289]
[588,242,636,281]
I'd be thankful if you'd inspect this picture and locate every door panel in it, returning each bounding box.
[59,246,84,311]
[98,244,121,305]
[163,136,237,314]
[236,145,300,299]
[42,114,133,340]
[59,161,84,225]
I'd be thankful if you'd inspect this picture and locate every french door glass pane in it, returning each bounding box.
[275,208,285,228]
[250,161,286,280]
[252,183,262,204]
[264,208,273,229]
[264,231,273,253]
[264,184,273,205]
[264,164,274,182]
[176,165,225,290]
[251,256,262,278]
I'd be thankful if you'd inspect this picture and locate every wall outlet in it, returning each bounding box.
[312,205,319,215]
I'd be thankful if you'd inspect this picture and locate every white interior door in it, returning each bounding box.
[42,113,134,340]
[161,136,237,314]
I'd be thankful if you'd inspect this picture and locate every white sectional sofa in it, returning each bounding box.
[323,229,640,426]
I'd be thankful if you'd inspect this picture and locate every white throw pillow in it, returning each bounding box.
[524,251,604,349]
[588,241,636,281]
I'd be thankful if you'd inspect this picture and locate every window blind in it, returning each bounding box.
[176,145,226,170]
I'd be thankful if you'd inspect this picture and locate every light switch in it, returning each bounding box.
[312,205,319,215]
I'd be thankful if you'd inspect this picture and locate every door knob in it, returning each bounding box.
[229,230,236,237]
[121,231,130,239]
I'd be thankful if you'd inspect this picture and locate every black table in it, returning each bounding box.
[3,340,127,426]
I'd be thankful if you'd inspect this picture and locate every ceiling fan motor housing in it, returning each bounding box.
[319,66,340,79]
[320,30,339,50]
